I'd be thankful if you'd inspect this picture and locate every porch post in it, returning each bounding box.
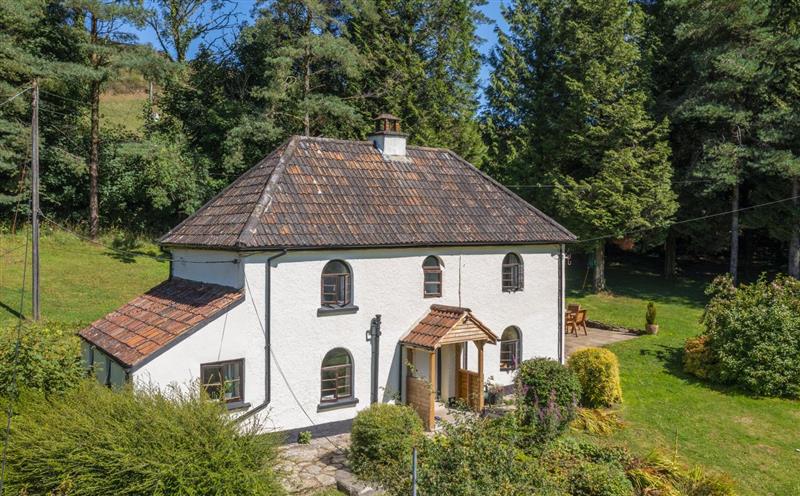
[428,350,436,429]
[454,342,462,398]
[405,347,414,404]
[476,340,484,411]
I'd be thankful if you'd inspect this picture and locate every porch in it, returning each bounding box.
[399,305,498,431]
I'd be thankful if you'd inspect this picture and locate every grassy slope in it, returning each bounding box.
[100,92,147,133]
[568,259,800,496]
[0,229,167,327]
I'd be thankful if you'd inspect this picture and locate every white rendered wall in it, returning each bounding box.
[136,244,563,432]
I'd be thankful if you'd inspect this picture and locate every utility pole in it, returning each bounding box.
[31,79,40,321]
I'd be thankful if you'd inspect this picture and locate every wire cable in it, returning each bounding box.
[577,194,800,244]
[39,213,238,265]
[0,87,31,109]
[242,271,346,453]
[0,223,30,495]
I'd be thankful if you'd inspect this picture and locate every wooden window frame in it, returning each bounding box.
[201,359,244,404]
[502,253,524,292]
[320,349,353,403]
[500,327,521,371]
[321,261,352,308]
[422,256,442,298]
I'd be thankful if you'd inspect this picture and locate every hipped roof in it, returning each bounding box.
[160,136,575,250]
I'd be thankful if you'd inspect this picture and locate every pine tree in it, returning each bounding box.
[758,1,800,278]
[347,0,487,164]
[70,0,150,238]
[238,0,367,141]
[668,0,773,283]
[485,0,677,292]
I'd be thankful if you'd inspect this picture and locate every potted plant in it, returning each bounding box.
[645,302,658,334]
[485,377,503,405]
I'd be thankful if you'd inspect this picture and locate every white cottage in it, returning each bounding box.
[79,114,575,433]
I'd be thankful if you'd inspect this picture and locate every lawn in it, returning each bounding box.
[1,229,797,494]
[0,228,167,327]
[568,257,800,496]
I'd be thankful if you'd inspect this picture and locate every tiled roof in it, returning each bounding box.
[79,278,243,368]
[400,304,498,351]
[160,136,575,249]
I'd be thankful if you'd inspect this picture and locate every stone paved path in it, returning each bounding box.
[278,433,350,494]
[565,327,638,357]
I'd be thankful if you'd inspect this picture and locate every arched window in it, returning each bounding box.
[422,256,442,297]
[321,348,353,402]
[321,260,352,307]
[500,326,522,370]
[502,253,524,292]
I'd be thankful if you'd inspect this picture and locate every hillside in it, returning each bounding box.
[0,229,167,327]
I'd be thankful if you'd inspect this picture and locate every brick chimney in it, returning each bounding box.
[368,113,407,157]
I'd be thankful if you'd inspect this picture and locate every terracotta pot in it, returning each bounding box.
[645,324,659,335]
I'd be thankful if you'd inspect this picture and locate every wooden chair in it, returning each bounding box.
[574,309,588,336]
[565,311,578,336]
[567,303,581,314]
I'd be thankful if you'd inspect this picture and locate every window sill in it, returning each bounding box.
[317,397,359,412]
[225,401,251,411]
[317,305,359,317]
[502,288,523,294]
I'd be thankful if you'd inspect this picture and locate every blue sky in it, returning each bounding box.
[134,1,508,94]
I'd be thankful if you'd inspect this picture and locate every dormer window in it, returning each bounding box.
[422,256,442,297]
[321,260,352,308]
[502,253,524,292]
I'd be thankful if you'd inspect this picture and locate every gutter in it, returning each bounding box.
[238,248,289,421]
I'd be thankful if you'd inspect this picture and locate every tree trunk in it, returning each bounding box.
[302,9,311,137]
[593,241,606,292]
[729,183,740,284]
[664,229,677,280]
[789,177,800,279]
[89,14,100,239]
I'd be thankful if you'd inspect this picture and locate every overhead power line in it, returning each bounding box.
[39,213,238,265]
[0,86,31,109]
[578,194,800,244]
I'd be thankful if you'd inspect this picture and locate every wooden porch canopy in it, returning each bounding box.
[400,305,498,431]
[399,304,498,351]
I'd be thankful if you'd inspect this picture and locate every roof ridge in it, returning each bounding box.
[236,136,301,249]
[159,139,292,245]
[444,149,577,241]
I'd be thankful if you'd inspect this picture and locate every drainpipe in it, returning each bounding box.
[366,314,382,404]
[238,248,288,421]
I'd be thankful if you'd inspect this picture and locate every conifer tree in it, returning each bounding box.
[70,0,149,237]
[485,0,676,291]
[347,0,487,164]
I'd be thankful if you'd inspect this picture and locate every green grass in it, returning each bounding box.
[100,92,147,133]
[568,258,800,496]
[0,227,167,327]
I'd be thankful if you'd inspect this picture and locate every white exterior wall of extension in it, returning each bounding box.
[133,244,564,432]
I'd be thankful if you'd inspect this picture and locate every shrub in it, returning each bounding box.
[297,430,312,444]
[568,348,622,407]
[416,416,552,496]
[568,461,634,496]
[645,302,657,325]
[6,381,284,495]
[570,408,624,436]
[626,451,735,496]
[348,403,423,489]
[515,358,581,419]
[0,320,84,398]
[683,335,719,380]
[701,274,800,397]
